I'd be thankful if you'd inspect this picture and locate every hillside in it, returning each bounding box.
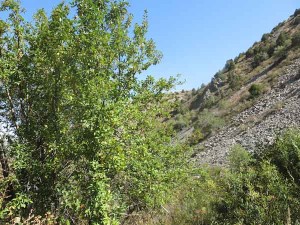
[171,9,300,165]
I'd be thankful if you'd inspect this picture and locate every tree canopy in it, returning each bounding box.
[0,0,187,224]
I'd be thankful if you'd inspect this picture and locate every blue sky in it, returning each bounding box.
[11,0,300,90]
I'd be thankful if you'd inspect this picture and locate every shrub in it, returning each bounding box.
[248,83,264,97]
[266,42,276,56]
[246,48,254,58]
[228,144,253,172]
[234,53,244,63]
[253,45,262,55]
[191,88,196,95]
[293,16,300,25]
[188,129,205,146]
[261,33,270,42]
[264,130,300,186]
[274,43,290,58]
[252,52,269,68]
[276,32,289,46]
[195,109,225,136]
[292,31,300,47]
[173,115,188,131]
[214,161,292,224]
[228,71,242,90]
[224,59,235,72]
[294,8,300,17]
[203,95,217,109]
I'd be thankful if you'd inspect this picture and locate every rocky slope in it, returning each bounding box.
[193,58,300,166]
[171,9,300,166]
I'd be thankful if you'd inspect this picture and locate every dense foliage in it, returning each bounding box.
[146,130,300,225]
[0,0,188,224]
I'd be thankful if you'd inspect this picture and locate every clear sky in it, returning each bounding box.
[7,0,300,90]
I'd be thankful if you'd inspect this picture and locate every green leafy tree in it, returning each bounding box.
[0,0,187,224]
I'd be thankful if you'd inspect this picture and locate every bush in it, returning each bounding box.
[173,115,188,131]
[246,48,254,58]
[276,32,290,46]
[293,17,300,25]
[214,161,292,224]
[292,31,300,47]
[274,43,290,58]
[264,130,300,186]
[191,88,196,95]
[294,8,300,17]
[234,53,244,63]
[195,109,225,136]
[252,52,269,68]
[203,95,217,109]
[228,144,253,172]
[228,71,242,90]
[261,33,270,42]
[266,42,276,56]
[188,129,205,146]
[224,59,235,72]
[248,83,264,97]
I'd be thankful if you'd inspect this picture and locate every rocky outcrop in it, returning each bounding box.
[193,58,300,166]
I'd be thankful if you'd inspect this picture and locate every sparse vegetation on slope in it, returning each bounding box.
[170,7,300,150]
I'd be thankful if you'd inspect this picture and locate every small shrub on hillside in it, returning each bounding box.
[228,71,242,90]
[293,17,300,25]
[216,71,226,82]
[253,45,262,55]
[264,130,300,186]
[294,8,300,17]
[188,129,205,146]
[173,120,186,131]
[266,42,276,56]
[274,43,290,58]
[173,115,188,131]
[234,53,244,63]
[272,22,284,33]
[246,48,254,58]
[292,31,300,47]
[248,83,264,97]
[195,109,225,136]
[203,95,217,109]
[224,59,235,72]
[228,144,253,172]
[218,99,232,110]
[252,52,269,68]
[261,33,270,42]
[276,32,290,46]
